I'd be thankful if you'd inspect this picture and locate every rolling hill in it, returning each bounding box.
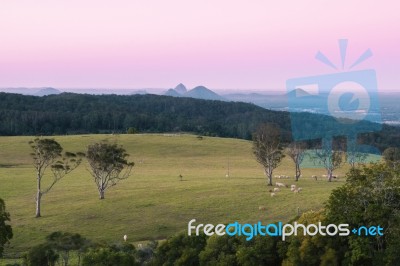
[0,134,348,257]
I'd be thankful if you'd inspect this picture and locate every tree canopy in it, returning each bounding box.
[86,142,134,199]
[253,123,284,185]
[29,138,84,217]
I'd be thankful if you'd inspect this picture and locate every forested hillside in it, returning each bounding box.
[0,92,399,150]
[0,92,290,139]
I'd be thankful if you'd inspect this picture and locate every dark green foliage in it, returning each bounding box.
[46,232,90,265]
[151,232,283,266]
[325,164,400,265]
[23,243,59,266]
[280,164,400,265]
[198,234,240,266]
[235,235,282,266]
[82,243,137,266]
[152,232,207,266]
[0,198,13,258]
[22,232,151,266]
[0,93,289,141]
[23,231,89,266]
[199,234,283,266]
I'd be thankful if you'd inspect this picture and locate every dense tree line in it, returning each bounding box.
[0,92,291,140]
[0,92,399,150]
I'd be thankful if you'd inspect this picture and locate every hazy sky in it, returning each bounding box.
[0,1,399,91]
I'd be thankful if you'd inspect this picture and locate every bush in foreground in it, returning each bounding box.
[0,198,13,258]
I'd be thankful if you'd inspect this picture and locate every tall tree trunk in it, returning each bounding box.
[295,164,301,181]
[265,168,273,186]
[36,172,42,218]
[327,169,332,182]
[35,191,42,218]
[99,190,105,199]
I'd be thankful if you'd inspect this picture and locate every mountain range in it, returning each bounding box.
[164,84,225,101]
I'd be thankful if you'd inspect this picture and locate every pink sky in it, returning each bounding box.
[0,0,399,91]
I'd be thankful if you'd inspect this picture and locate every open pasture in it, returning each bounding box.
[0,134,361,257]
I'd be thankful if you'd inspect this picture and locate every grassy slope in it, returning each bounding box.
[0,134,358,257]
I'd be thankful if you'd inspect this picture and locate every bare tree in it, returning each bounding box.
[29,138,83,218]
[310,140,343,182]
[346,137,368,168]
[253,123,284,186]
[86,142,134,199]
[286,142,306,181]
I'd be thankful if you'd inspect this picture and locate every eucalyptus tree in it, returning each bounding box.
[29,138,84,217]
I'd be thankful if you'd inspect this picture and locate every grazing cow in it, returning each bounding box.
[271,192,276,197]
[274,188,280,192]
[259,206,266,211]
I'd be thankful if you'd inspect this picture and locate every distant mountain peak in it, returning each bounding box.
[34,87,62,96]
[174,83,187,94]
[185,85,224,101]
[165,88,182,97]
[287,88,311,97]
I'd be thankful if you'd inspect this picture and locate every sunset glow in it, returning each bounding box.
[0,0,399,90]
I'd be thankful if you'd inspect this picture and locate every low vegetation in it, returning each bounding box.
[0,198,13,258]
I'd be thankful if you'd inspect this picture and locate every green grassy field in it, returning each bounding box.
[0,134,377,260]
